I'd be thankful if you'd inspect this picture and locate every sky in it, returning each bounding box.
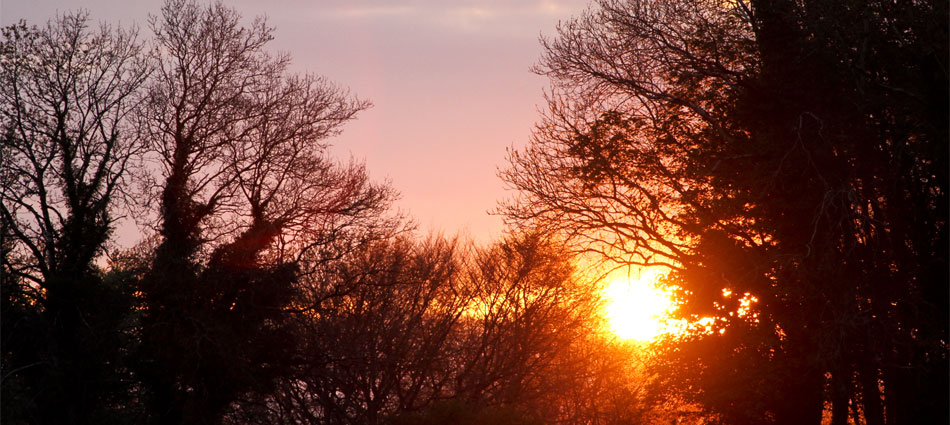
[1,0,592,243]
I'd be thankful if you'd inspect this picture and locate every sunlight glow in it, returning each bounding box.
[603,269,677,342]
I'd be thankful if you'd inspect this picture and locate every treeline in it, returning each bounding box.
[0,2,665,425]
[4,0,948,424]
[502,0,947,424]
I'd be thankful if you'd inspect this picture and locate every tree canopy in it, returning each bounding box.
[502,0,947,424]
[2,1,946,424]
[1,2,662,424]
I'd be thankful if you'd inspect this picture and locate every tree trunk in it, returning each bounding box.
[830,368,851,425]
[858,359,884,425]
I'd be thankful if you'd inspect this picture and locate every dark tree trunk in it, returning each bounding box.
[830,368,851,425]
[858,360,884,425]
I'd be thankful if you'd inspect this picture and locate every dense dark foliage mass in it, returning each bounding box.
[502,0,947,424]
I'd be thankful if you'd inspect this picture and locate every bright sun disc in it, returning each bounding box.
[603,270,676,342]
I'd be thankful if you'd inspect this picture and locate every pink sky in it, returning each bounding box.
[2,0,590,243]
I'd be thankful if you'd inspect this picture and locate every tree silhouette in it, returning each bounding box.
[246,233,657,425]
[5,0,943,423]
[134,1,388,423]
[1,14,149,424]
[502,0,947,423]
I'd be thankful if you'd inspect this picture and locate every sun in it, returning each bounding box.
[603,269,677,342]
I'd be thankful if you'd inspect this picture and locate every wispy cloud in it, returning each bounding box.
[320,1,586,34]
[332,5,414,19]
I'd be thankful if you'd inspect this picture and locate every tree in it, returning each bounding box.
[247,232,654,425]
[1,14,149,424]
[502,0,947,424]
[133,1,391,423]
[447,233,662,425]
[262,236,464,425]
[450,232,601,418]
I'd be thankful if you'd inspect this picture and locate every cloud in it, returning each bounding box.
[332,5,414,19]
[320,1,586,34]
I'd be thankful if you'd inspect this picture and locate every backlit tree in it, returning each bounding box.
[134,1,390,423]
[502,1,947,423]
[1,14,149,424]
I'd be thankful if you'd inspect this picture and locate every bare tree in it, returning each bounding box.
[448,233,610,423]
[259,232,652,425]
[1,12,149,424]
[269,236,466,425]
[134,1,393,423]
[1,13,148,303]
